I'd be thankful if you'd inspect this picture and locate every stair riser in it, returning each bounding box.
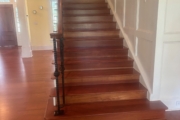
[61,91,146,104]
[63,16,113,23]
[63,10,110,16]
[64,31,119,38]
[64,23,116,31]
[65,61,133,71]
[57,110,165,120]
[62,57,130,64]
[64,0,106,4]
[59,80,138,87]
[54,58,130,65]
[64,49,127,58]
[64,40,122,48]
[59,75,140,86]
[63,4,107,10]
[63,55,127,60]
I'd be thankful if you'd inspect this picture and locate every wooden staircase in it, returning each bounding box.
[45,0,167,119]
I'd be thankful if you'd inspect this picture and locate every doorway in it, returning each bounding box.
[0,4,17,47]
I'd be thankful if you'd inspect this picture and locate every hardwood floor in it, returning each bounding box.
[0,47,179,120]
[0,47,53,120]
[166,111,180,120]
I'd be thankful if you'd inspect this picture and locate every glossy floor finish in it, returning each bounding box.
[0,47,179,120]
[166,111,180,120]
[0,47,53,120]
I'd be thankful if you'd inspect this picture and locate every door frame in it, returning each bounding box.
[0,1,20,46]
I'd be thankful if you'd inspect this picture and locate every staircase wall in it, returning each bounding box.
[153,0,180,110]
[107,0,158,95]
[108,0,180,111]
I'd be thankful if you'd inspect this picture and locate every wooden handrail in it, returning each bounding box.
[50,33,61,39]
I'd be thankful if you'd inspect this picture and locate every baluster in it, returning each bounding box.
[60,36,65,105]
[53,38,64,116]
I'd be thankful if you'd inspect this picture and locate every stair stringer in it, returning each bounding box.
[106,0,152,96]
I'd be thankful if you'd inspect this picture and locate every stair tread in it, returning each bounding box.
[64,15,112,17]
[64,60,133,71]
[64,37,123,41]
[64,46,125,52]
[65,68,139,76]
[64,28,118,32]
[63,1,106,3]
[63,4,107,6]
[63,21,116,24]
[63,12,110,15]
[63,21,115,24]
[50,83,147,96]
[63,14,111,17]
[51,68,139,79]
[63,16,114,23]
[57,48,128,59]
[64,29,118,32]
[55,57,133,64]
[63,3,106,4]
[53,57,133,67]
[63,8,109,10]
[45,98,167,119]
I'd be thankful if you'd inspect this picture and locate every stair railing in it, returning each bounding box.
[50,0,65,116]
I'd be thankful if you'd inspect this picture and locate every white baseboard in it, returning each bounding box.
[31,46,53,50]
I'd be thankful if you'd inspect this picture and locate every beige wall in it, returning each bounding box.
[26,0,53,50]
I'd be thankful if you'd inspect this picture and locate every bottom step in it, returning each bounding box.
[44,98,167,120]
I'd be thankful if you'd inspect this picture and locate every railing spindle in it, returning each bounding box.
[53,38,64,116]
[60,36,65,105]
[50,0,65,116]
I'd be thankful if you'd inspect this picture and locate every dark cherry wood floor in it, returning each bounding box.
[0,47,179,120]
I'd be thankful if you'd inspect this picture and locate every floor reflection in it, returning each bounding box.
[0,47,53,120]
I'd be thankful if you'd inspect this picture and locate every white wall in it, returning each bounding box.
[108,0,180,110]
[107,0,159,94]
[153,0,180,110]
[17,0,32,57]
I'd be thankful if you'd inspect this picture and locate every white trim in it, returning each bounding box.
[53,97,56,106]
[17,0,32,58]
[49,0,54,33]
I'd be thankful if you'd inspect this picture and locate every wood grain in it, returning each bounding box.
[63,10,110,16]
[0,48,53,120]
[45,98,167,120]
[63,4,107,10]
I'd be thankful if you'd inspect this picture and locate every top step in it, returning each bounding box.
[63,0,106,4]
